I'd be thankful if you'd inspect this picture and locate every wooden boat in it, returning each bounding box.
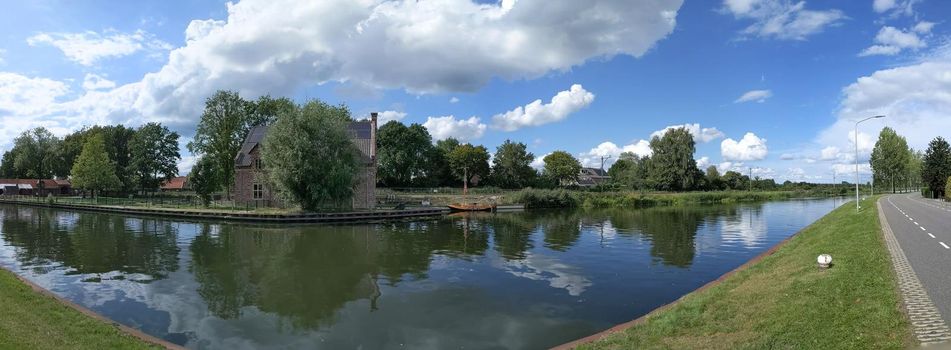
[448,203,494,212]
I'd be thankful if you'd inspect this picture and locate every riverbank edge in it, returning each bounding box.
[0,266,181,349]
[551,213,806,349]
[0,199,448,224]
[554,195,910,349]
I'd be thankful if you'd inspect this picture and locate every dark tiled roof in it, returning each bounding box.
[235,121,374,167]
[581,168,608,177]
[348,120,373,139]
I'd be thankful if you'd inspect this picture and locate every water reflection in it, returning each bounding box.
[0,198,842,349]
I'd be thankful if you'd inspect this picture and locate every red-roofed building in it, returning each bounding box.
[0,179,72,196]
[160,177,190,192]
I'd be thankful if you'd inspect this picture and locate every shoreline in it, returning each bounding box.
[0,266,179,349]
[0,198,448,224]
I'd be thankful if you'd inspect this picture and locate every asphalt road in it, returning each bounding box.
[882,193,951,324]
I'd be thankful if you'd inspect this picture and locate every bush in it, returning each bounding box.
[509,188,579,208]
[945,177,951,201]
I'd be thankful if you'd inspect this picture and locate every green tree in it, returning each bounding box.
[0,150,17,177]
[129,123,181,193]
[262,100,359,210]
[71,135,121,197]
[907,148,923,192]
[376,121,435,187]
[57,125,136,190]
[870,127,910,193]
[608,152,650,190]
[647,128,701,191]
[7,127,61,179]
[490,140,536,189]
[705,165,723,191]
[247,95,296,126]
[187,90,256,198]
[922,136,951,198]
[721,170,748,190]
[189,157,217,207]
[447,144,490,187]
[543,151,582,186]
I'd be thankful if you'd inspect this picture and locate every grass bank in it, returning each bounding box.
[0,268,160,349]
[510,189,832,209]
[572,196,912,349]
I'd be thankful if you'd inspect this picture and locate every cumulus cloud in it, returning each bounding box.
[696,156,711,169]
[734,89,772,103]
[82,73,116,90]
[377,110,407,124]
[820,146,841,161]
[449,97,460,104]
[722,0,844,40]
[578,140,652,168]
[650,123,725,143]
[422,115,486,141]
[721,132,768,161]
[26,29,172,66]
[491,84,595,131]
[1,0,684,150]
[530,153,549,169]
[859,24,932,57]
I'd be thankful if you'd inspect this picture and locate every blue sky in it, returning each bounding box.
[1,0,949,182]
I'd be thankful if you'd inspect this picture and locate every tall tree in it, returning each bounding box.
[57,125,135,190]
[187,90,255,198]
[870,127,910,193]
[490,140,536,189]
[129,123,181,193]
[608,152,650,190]
[447,144,490,187]
[7,127,61,179]
[705,165,723,191]
[189,157,217,207]
[262,100,359,210]
[0,150,18,177]
[247,95,296,126]
[648,128,701,191]
[922,136,951,198]
[71,135,121,197]
[543,151,582,186]
[376,121,435,187]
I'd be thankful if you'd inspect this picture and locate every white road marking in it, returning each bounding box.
[941,242,950,249]
[914,222,919,225]
[921,227,927,231]
[929,233,936,238]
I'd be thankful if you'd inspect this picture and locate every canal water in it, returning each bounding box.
[0,198,843,349]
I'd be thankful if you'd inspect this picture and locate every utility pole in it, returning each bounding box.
[855,115,885,211]
[599,155,612,174]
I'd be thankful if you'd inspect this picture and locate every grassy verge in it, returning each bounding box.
[576,196,912,349]
[0,269,159,349]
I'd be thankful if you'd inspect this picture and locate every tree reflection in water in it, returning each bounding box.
[0,207,179,280]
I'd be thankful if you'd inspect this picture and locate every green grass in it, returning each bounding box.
[0,269,159,349]
[577,196,912,349]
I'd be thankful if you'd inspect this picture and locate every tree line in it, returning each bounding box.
[0,124,180,196]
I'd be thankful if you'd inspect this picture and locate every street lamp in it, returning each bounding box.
[855,115,885,211]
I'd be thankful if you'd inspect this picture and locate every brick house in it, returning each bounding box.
[233,113,378,209]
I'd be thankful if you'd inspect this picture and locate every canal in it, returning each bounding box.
[0,198,844,349]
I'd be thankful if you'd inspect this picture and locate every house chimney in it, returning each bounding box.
[370,112,378,160]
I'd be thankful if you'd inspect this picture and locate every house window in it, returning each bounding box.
[254,158,264,170]
[253,183,264,200]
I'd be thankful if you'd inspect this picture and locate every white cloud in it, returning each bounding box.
[82,73,116,90]
[696,156,711,169]
[578,140,652,168]
[722,0,845,40]
[779,153,796,160]
[650,123,725,143]
[820,146,841,161]
[0,72,70,117]
[422,115,486,141]
[721,132,768,161]
[491,84,595,131]
[26,29,172,66]
[859,25,930,57]
[377,110,407,124]
[872,0,920,17]
[1,0,685,151]
[449,97,460,104]
[717,161,744,173]
[734,89,772,103]
[530,153,549,169]
[814,46,951,182]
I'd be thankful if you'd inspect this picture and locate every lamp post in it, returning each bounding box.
[855,115,885,211]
